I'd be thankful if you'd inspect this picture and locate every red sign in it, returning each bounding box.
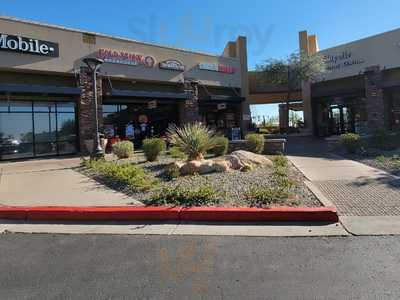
[97,49,155,68]
[198,63,235,74]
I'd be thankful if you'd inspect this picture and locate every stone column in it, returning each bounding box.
[78,67,103,153]
[179,81,201,124]
[365,67,385,133]
[236,36,251,136]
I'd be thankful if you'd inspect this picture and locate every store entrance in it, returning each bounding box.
[102,101,179,148]
[328,104,353,135]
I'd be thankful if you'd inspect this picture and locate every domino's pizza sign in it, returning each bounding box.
[0,33,59,57]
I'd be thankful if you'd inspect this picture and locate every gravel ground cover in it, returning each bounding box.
[80,151,320,208]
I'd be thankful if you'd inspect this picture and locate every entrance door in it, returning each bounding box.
[328,105,353,135]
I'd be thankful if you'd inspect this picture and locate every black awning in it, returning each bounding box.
[0,83,81,95]
[109,88,189,100]
[203,94,245,102]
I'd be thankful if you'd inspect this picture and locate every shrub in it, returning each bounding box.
[83,159,155,191]
[369,130,399,151]
[245,186,295,208]
[142,138,166,161]
[272,154,288,168]
[168,146,187,160]
[245,133,264,153]
[146,182,220,206]
[112,141,134,159]
[166,122,217,160]
[209,136,229,156]
[339,133,361,154]
[163,163,181,180]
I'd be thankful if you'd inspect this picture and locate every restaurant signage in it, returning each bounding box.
[198,63,235,74]
[0,33,59,57]
[97,49,155,68]
[159,59,185,71]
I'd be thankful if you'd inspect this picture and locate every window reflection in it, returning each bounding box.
[57,113,76,141]
[0,100,77,160]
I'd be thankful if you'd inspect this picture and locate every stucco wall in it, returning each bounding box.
[0,17,241,88]
[319,28,400,81]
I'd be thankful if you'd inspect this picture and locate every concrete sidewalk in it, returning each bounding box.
[0,157,141,206]
[288,150,400,235]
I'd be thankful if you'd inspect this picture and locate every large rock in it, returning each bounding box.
[175,150,273,175]
[225,150,273,170]
[179,160,203,175]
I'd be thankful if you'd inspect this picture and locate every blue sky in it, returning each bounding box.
[2,0,400,119]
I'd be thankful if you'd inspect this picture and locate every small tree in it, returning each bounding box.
[256,51,326,130]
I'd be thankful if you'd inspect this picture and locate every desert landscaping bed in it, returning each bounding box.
[80,151,320,208]
[79,123,321,209]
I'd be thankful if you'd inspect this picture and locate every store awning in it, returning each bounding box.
[109,89,189,100]
[0,83,81,95]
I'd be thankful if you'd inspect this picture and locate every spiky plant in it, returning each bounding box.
[166,122,217,161]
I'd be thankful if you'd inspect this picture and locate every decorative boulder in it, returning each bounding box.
[213,159,231,173]
[225,150,273,169]
[197,160,216,174]
[175,150,273,175]
[179,160,203,175]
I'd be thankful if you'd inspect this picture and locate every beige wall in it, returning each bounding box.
[319,27,400,81]
[0,17,242,88]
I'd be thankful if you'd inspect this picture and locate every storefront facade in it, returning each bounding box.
[0,16,250,160]
[301,29,400,136]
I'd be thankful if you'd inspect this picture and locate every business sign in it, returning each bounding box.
[323,51,366,71]
[97,49,155,68]
[0,33,59,57]
[159,59,185,71]
[198,63,235,74]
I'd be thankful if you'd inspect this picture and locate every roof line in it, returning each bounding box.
[0,15,239,61]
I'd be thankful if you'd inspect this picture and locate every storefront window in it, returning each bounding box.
[0,113,34,159]
[57,113,77,141]
[0,100,77,160]
[9,101,32,112]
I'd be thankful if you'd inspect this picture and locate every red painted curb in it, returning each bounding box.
[180,207,338,222]
[0,206,338,222]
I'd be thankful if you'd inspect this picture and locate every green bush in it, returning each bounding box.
[245,186,295,208]
[146,182,220,206]
[83,159,155,191]
[142,138,166,161]
[163,163,181,180]
[112,141,134,159]
[369,130,399,151]
[168,146,187,160]
[209,136,229,156]
[167,122,217,160]
[339,133,362,154]
[272,154,288,168]
[245,133,264,153]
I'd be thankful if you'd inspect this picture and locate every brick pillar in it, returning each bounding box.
[78,67,103,153]
[179,82,201,124]
[365,68,385,133]
[279,103,289,133]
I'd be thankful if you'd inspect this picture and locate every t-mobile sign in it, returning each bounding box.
[0,33,59,57]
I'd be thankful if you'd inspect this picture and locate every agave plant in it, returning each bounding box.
[166,122,217,160]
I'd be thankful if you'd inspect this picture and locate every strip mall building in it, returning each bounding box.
[0,16,250,160]
[249,27,400,137]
